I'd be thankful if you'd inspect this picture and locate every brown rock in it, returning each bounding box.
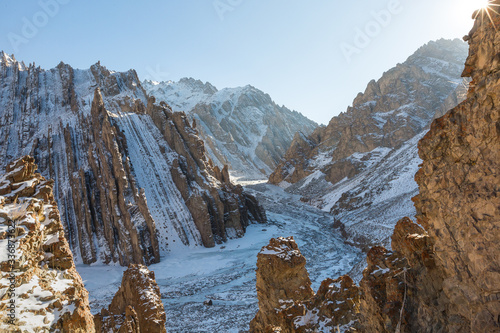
[250,237,314,332]
[254,6,500,332]
[0,156,95,332]
[146,97,267,248]
[411,5,500,331]
[279,275,362,332]
[269,39,468,186]
[0,55,266,268]
[94,264,167,333]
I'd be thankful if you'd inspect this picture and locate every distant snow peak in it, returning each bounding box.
[143,78,318,181]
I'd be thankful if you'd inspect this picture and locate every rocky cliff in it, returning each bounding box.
[94,264,167,333]
[269,39,468,248]
[270,38,467,187]
[409,4,500,329]
[0,54,266,266]
[0,156,95,332]
[251,6,500,333]
[143,79,318,180]
[249,237,362,333]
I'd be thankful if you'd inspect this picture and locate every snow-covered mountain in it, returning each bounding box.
[143,78,318,181]
[269,39,469,248]
[0,52,266,266]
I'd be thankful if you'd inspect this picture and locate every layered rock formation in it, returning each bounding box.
[252,6,500,332]
[94,264,167,333]
[0,54,266,265]
[144,96,267,247]
[0,156,95,332]
[143,79,318,180]
[269,39,468,248]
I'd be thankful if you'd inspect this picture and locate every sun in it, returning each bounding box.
[459,0,497,17]
[477,0,491,9]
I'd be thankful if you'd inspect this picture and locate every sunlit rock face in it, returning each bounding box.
[0,156,95,333]
[411,4,500,330]
[143,78,318,181]
[0,54,266,266]
[249,237,315,333]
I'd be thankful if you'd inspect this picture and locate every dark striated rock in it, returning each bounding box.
[73,88,160,265]
[0,54,266,266]
[146,97,267,248]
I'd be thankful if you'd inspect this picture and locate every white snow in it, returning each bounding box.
[77,183,363,332]
[112,111,203,253]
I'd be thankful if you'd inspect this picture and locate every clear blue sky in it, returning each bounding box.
[0,0,483,124]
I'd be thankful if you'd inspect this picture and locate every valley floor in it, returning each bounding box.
[77,182,363,333]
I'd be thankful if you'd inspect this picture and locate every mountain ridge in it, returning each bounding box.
[268,38,469,248]
[0,52,266,266]
[143,78,318,180]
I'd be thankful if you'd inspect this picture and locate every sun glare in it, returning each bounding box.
[478,0,491,9]
[459,0,497,19]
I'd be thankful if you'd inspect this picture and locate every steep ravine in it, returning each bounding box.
[250,6,500,333]
[269,38,467,187]
[269,39,469,250]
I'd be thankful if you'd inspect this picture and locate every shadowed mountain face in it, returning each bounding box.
[143,79,318,181]
[266,39,468,248]
[0,53,266,266]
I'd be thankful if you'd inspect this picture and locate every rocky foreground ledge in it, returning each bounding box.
[0,156,95,332]
[0,157,168,333]
[94,264,167,333]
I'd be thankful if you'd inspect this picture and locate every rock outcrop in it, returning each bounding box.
[250,237,315,332]
[145,96,267,247]
[0,54,266,265]
[143,79,318,180]
[0,156,95,332]
[410,4,500,330]
[94,264,167,333]
[252,5,500,333]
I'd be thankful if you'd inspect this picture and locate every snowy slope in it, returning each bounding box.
[0,53,202,262]
[78,183,363,332]
[287,132,425,249]
[270,39,469,187]
[269,39,469,249]
[109,112,203,253]
[143,78,318,181]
